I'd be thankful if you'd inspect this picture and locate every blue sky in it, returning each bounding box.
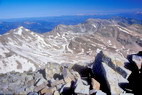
[0,0,142,19]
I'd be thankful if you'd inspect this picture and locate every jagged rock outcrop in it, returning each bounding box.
[0,62,105,94]
[91,78,100,90]
[123,51,142,95]
[74,79,90,95]
[92,51,131,95]
[0,51,141,95]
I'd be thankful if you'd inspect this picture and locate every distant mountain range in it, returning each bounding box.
[0,17,141,73]
[0,13,142,34]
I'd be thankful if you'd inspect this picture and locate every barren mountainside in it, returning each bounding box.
[0,18,142,73]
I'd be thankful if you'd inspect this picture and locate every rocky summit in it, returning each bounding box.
[0,51,141,95]
[0,18,142,94]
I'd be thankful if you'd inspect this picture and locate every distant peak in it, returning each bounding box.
[15,26,23,35]
[17,26,29,30]
[11,26,31,35]
[18,26,24,29]
[17,26,30,31]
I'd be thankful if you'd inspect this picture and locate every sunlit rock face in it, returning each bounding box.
[92,51,131,95]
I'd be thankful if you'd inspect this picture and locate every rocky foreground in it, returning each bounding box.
[0,51,141,95]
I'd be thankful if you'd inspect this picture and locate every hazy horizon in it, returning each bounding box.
[0,0,142,19]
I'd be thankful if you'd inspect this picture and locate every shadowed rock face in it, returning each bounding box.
[0,18,142,73]
[123,51,142,95]
[92,51,111,95]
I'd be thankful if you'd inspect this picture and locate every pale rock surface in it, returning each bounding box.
[74,79,90,95]
[92,51,131,95]
[132,55,142,69]
[91,78,100,90]
[96,90,107,95]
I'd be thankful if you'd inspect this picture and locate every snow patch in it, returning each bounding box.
[57,33,60,36]
[92,24,97,28]
[79,49,84,54]
[14,26,23,35]
[107,40,112,45]
[25,29,30,31]
[96,48,101,53]
[118,27,129,34]
[0,54,36,73]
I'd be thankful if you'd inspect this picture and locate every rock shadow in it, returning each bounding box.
[72,64,90,77]
[92,51,111,95]
[120,52,142,95]
[38,69,47,80]
[53,73,63,80]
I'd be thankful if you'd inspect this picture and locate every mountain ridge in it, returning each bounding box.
[0,18,142,73]
[0,16,142,35]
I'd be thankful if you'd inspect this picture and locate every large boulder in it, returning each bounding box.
[34,78,47,86]
[96,90,107,95]
[54,90,60,95]
[27,92,38,95]
[92,51,131,95]
[91,78,100,90]
[132,54,142,70]
[44,63,62,79]
[62,67,75,83]
[74,79,90,95]
[126,51,142,95]
[40,87,57,95]
[50,79,65,87]
[60,82,72,94]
